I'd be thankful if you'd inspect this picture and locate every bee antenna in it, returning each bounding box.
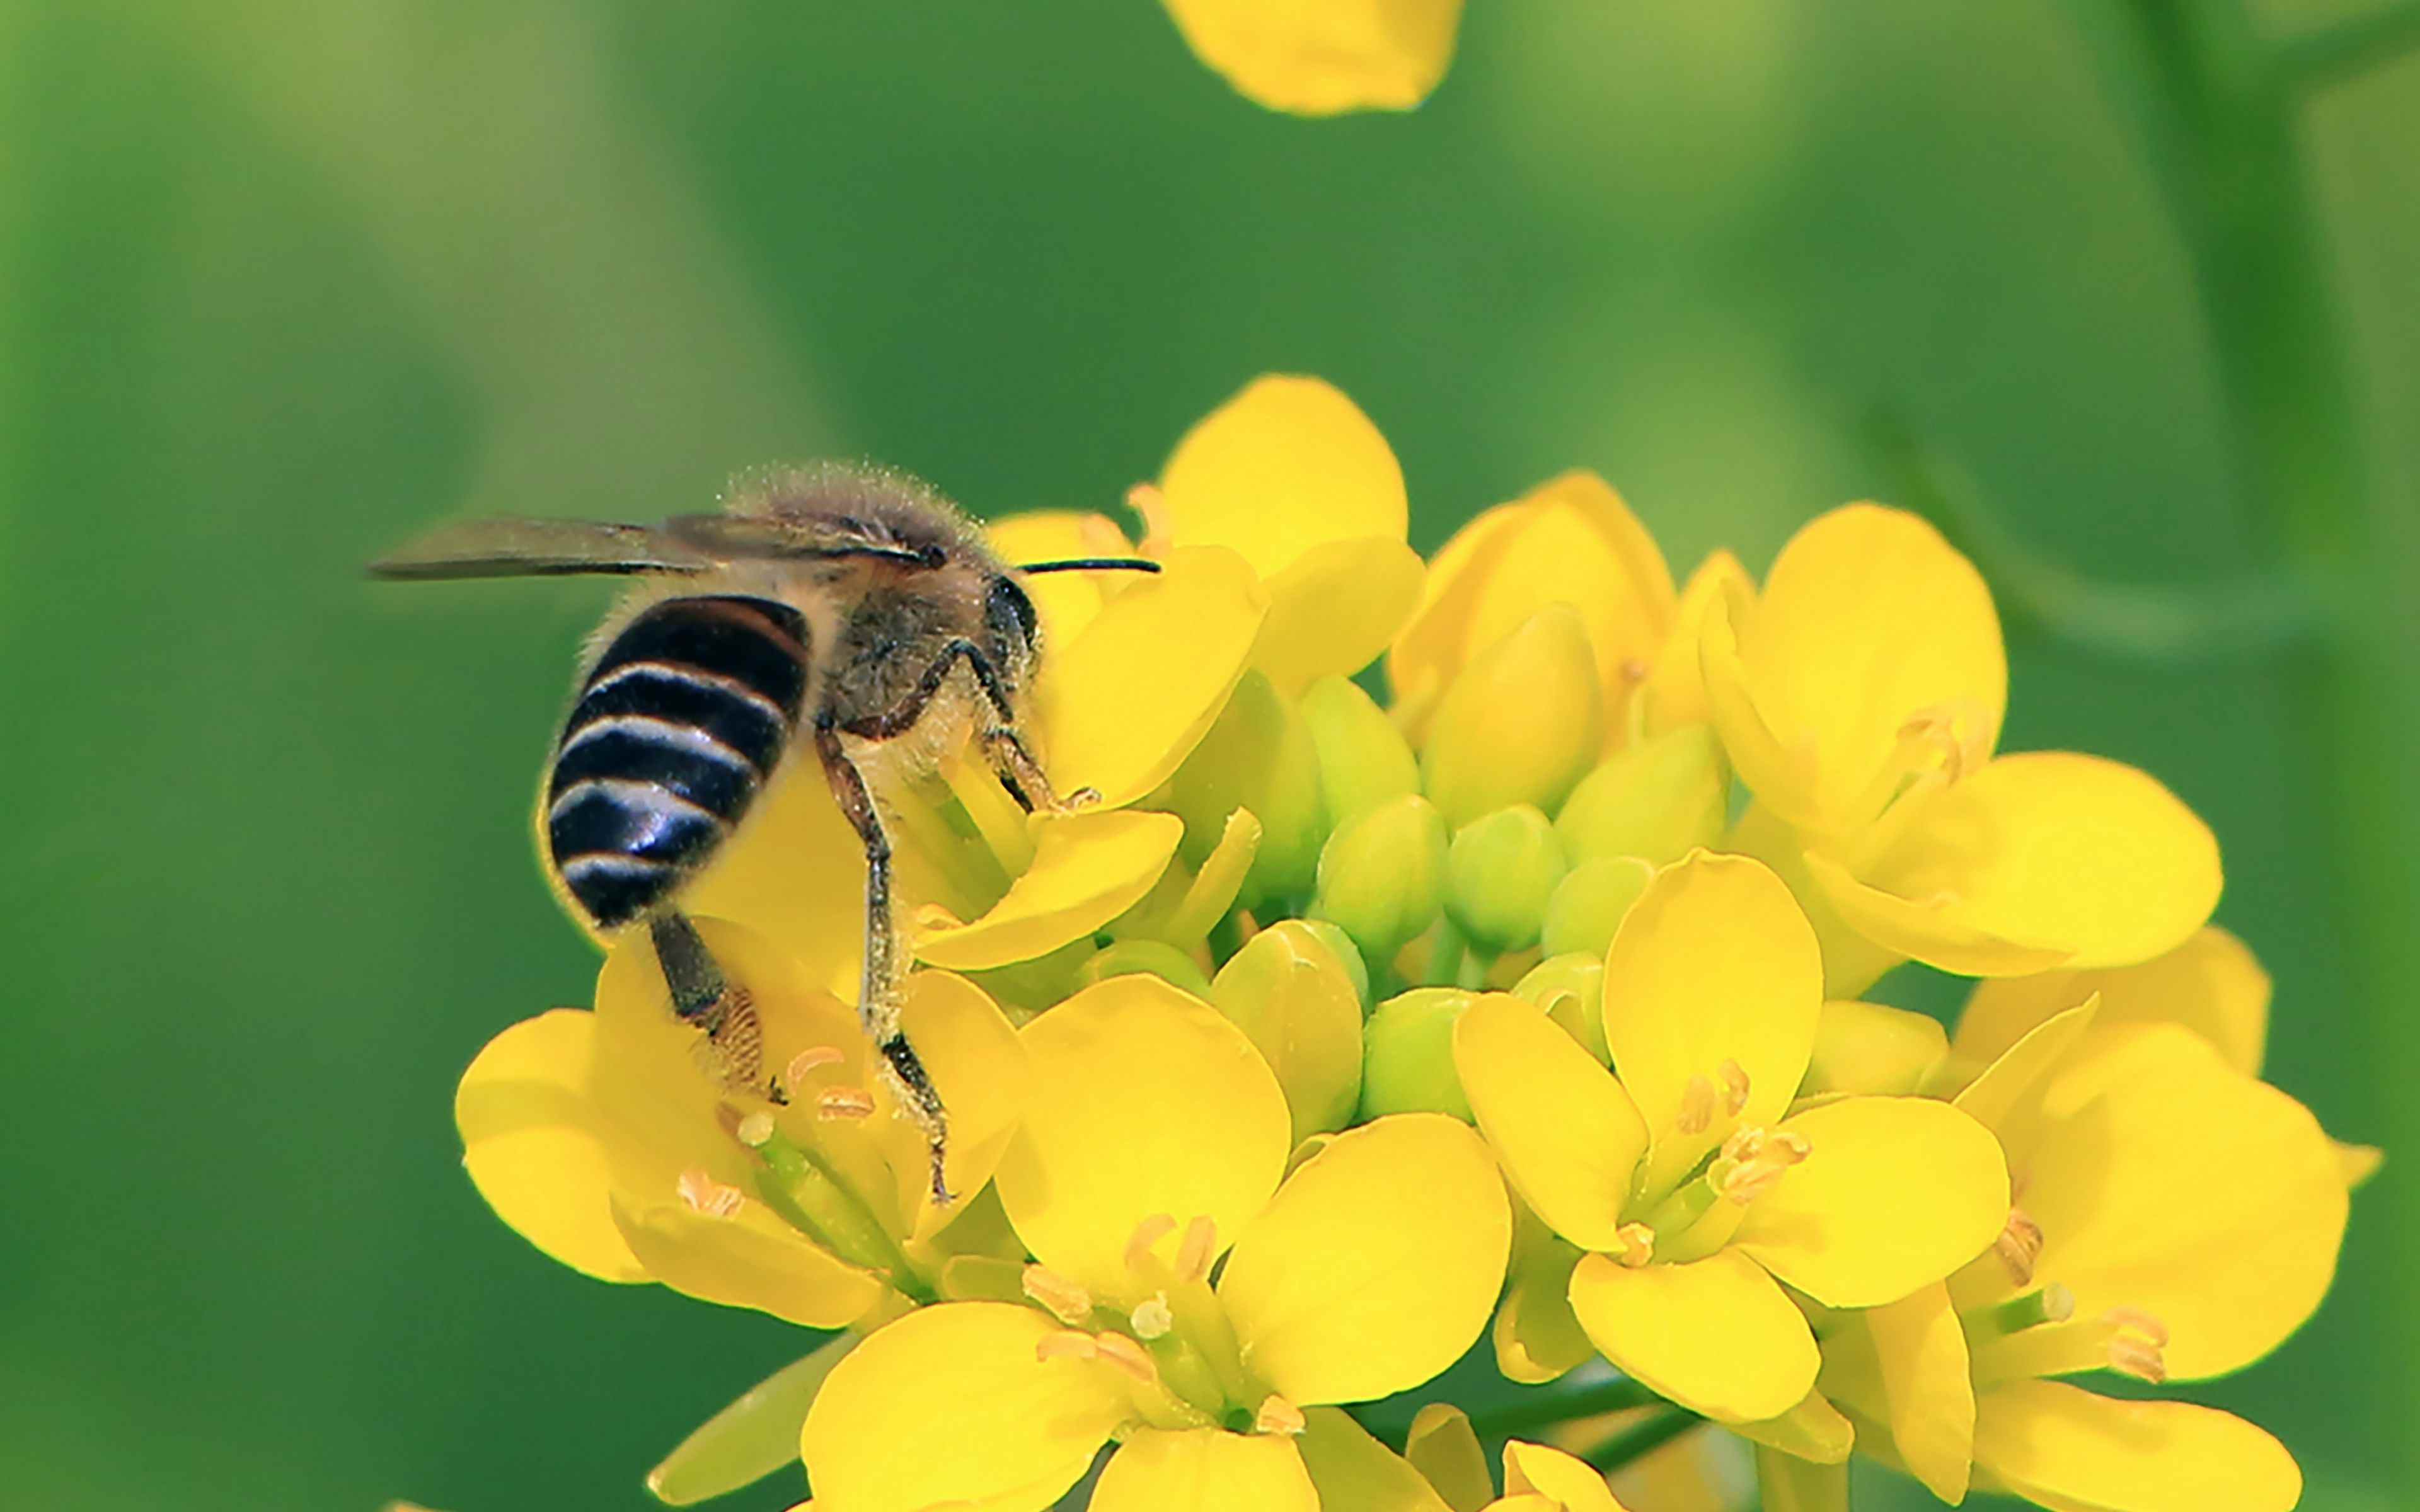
[1015,557,1164,576]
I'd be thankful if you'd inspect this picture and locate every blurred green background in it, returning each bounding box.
[4,2,2414,1508]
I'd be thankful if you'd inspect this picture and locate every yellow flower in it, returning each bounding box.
[1160,0,1464,116]
[455,919,1026,1327]
[797,974,1512,1511]
[1702,504,2223,993]
[1811,985,2347,1510]
[1282,1400,1655,1512]
[1451,850,2010,1424]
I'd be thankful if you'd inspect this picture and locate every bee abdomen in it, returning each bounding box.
[548,595,810,929]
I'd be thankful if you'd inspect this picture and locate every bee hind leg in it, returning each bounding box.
[648,910,785,1105]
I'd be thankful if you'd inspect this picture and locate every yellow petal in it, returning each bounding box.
[1093,1428,1317,1512]
[1972,1381,2300,1512]
[868,971,1030,1240]
[1802,999,1947,1097]
[677,758,873,1000]
[1833,752,2223,975]
[1160,0,1463,115]
[2337,1140,2385,1189]
[1502,1440,1633,1511]
[914,810,1184,970]
[648,1334,859,1507]
[1956,925,2268,1077]
[1639,549,1749,740]
[986,509,1139,652]
[1705,504,2005,831]
[1732,1096,2009,1307]
[1567,1249,1818,1423]
[1493,1210,1596,1385]
[1824,1284,1974,1503]
[1220,1114,1512,1404]
[1042,544,1269,808]
[994,974,1290,1296]
[2022,1026,2346,1379]
[1294,1407,1456,1512]
[1389,471,1676,747]
[800,1302,1127,1512]
[1600,852,1823,1200]
[1405,1406,1494,1512]
[1156,375,1408,577]
[1753,1449,1848,1512]
[455,1009,646,1283]
[1454,994,1649,1252]
[1726,1387,1855,1465]
[609,1192,885,1329]
[1256,535,1427,691]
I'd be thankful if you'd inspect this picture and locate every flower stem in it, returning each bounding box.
[1460,1375,1664,1440]
[1579,1406,1702,1472]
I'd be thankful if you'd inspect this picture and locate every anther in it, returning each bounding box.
[1130,1293,1175,1339]
[1994,1208,2045,1285]
[1613,1223,1656,1269]
[784,1046,845,1092]
[1718,1059,1751,1117]
[1677,1075,1717,1135]
[734,1110,777,1149]
[1093,1332,1160,1387]
[1124,1213,1177,1273]
[676,1167,745,1219]
[2102,1307,2170,1383]
[1175,1216,1219,1282]
[816,1085,878,1121]
[1035,1330,1100,1365]
[1717,1126,1809,1206]
[1021,1265,1095,1326]
[1253,1395,1308,1437]
[2102,1307,2170,1346]
[1124,481,1172,539]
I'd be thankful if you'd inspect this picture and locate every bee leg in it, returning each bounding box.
[648,910,784,1104]
[815,714,952,1205]
[836,636,1091,816]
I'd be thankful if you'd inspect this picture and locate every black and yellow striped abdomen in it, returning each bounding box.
[546,595,810,929]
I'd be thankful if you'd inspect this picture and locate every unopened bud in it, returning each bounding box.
[1802,999,1949,1097]
[1077,938,1216,999]
[1167,670,1328,908]
[1292,919,1370,1010]
[1311,793,1448,968]
[1211,920,1366,1141]
[1444,805,1568,953]
[1361,988,1478,1122]
[1553,724,1728,866]
[1420,605,1605,827]
[1300,675,1420,832]
[1512,951,1608,1062]
[1538,855,1655,960]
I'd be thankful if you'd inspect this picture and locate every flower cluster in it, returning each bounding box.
[456,374,2369,1512]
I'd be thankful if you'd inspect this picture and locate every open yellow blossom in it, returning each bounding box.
[456,918,1026,1327]
[1160,0,1463,115]
[1281,1400,1652,1512]
[1452,850,2009,1424]
[1703,504,2223,993]
[797,973,1511,1511]
[1812,995,2346,1511]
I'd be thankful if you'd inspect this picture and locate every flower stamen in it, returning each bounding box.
[1022,1264,1095,1326]
[816,1085,878,1121]
[783,1045,846,1093]
[1124,1213,1177,1273]
[1676,1075,1717,1135]
[1130,1293,1175,1340]
[1995,1207,2046,1285]
[1717,1058,1751,1117]
[1175,1215,1219,1283]
[676,1167,745,1219]
[1035,1329,1100,1365]
[1093,1332,1161,1387]
[1612,1222,1656,1268]
[1715,1126,1809,1206]
[1253,1395,1308,1436]
[734,1110,777,1148]
[2104,1307,2172,1384]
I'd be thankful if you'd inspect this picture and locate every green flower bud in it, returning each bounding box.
[1361,987,1477,1121]
[1514,952,1608,1062]
[1167,670,1327,908]
[1555,724,1728,866]
[1300,675,1420,831]
[1210,920,1365,1141]
[1443,805,1567,954]
[1311,793,1448,970]
[1420,605,1605,827]
[1803,999,1949,1097]
[1538,855,1656,960]
[1076,939,1216,999]
[1291,918,1371,1010]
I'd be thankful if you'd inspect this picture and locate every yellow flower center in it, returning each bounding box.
[1639,1125,1812,1249]
[1253,1395,1308,1436]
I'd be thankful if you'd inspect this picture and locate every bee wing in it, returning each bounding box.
[663,512,938,567]
[367,518,721,580]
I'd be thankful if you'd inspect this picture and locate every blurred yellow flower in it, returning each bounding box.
[1453,851,2008,1424]
[1160,0,1464,115]
[1703,504,2223,993]
[797,975,1511,1511]
[456,919,1025,1327]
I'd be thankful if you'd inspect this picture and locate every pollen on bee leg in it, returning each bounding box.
[1253,1395,1308,1437]
[1174,1216,1219,1282]
[816,1085,878,1120]
[1129,1292,1175,1340]
[2104,1309,2171,1383]
[676,1167,745,1219]
[1717,1060,1751,1117]
[1021,1264,1095,1326]
[783,1045,846,1094]
[1676,1075,1718,1135]
[1994,1208,2046,1285]
[1093,1332,1161,1387]
[1611,1223,1656,1269]
[1124,1213,1177,1273]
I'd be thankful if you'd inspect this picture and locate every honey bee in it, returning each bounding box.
[372,462,1156,1201]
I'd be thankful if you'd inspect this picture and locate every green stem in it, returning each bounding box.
[1579,1406,1702,1472]
[1426,919,1470,988]
[1460,1376,1664,1440]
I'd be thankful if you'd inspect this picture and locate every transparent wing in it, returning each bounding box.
[662,512,938,567]
[367,517,720,580]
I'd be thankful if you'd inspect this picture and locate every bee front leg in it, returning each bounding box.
[814,714,952,1205]
[647,909,784,1104]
